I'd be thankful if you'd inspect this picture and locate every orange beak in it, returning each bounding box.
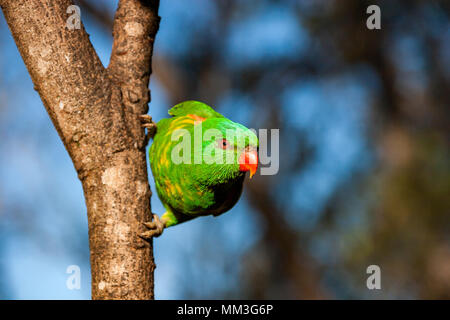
[239,149,258,178]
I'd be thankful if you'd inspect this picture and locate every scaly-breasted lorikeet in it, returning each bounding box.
[140,100,258,238]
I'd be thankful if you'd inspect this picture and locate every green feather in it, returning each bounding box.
[168,100,224,119]
[149,101,258,228]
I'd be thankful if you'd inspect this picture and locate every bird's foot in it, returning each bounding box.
[139,114,157,145]
[139,214,165,239]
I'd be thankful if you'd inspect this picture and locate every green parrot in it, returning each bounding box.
[139,100,258,238]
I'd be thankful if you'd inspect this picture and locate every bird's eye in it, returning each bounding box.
[218,139,229,149]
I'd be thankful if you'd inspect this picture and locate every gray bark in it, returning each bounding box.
[0,0,160,299]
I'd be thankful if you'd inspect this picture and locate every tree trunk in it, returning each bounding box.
[0,0,160,299]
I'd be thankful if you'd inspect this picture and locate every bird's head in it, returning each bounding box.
[192,118,259,183]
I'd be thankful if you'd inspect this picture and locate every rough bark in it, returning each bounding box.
[0,0,160,299]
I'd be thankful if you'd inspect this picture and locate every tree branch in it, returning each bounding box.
[1,0,160,299]
[108,0,160,148]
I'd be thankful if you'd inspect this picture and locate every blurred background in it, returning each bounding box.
[0,0,449,299]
